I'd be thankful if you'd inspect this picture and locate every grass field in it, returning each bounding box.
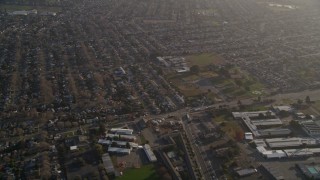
[167,53,265,100]
[177,84,204,97]
[185,53,225,67]
[277,98,295,105]
[199,71,219,78]
[139,134,147,144]
[169,75,205,97]
[116,164,159,180]
[207,92,219,102]
[213,115,232,123]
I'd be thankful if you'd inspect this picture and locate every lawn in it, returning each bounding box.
[170,77,204,97]
[116,164,160,180]
[139,134,147,144]
[213,115,232,123]
[182,74,200,81]
[178,85,204,97]
[185,53,225,67]
[61,131,74,137]
[199,71,219,78]
[207,92,219,102]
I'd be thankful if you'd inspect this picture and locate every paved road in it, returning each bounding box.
[182,119,216,180]
[271,89,320,102]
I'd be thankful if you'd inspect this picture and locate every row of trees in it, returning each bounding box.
[0,0,61,6]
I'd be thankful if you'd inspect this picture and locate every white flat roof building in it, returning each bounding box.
[254,139,268,147]
[144,144,157,162]
[284,149,314,157]
[110,128,133,135]
[251,119,283,127]
[129,142,139,148]
[105,133,136,141]
[108,147,131,154]
[266,137,317,148]
[98,139,130,146]
[259,128,292,137]
[300,120,320,136]
[233,111,276,119]
[257,146,286,159]
[264,150,287,159]
[273,106,293,112]
[233,111,284,138]
[70,146,78,151]
[245,132,254,140]
[102,153,115,174]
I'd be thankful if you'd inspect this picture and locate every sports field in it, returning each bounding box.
[116,164,160,180]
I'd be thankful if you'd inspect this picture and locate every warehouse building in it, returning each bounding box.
[105,133,136,141]
[265,137,317,149]
[107,147,131,154]
[256,146,286,159]
[300,120,320,136]
[102,153,115,175]
[259,128,292,137]
[284,148,315,157]
[233,111,287,138]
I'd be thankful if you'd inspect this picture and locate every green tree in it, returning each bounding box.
[73,175,81,180]
[258,113,265,119]
[78,157,86,166]
[290,120,300,128]
[99,123,106,135]
[279,110,290,118]
[305,114,312,119]
[235,79,243,87]
[190,65,200,74]
[266,111,272,118]
[111,142,118,147]
[126,142,131,149]
[95,144,103,156]
[306,96,311,104]
[257,96,261,102]
[219,67,230,77]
